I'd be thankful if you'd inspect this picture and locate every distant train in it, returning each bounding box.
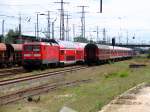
[0,43,22,67]
[22,39,134,69]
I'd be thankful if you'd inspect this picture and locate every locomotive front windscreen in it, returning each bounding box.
[33,45,40,52]
[24,45,40,52]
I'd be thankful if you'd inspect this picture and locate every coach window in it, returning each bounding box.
[61,50,64,55]
[76,51,80,55]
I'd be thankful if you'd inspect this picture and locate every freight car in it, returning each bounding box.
[0,43,22,67]
[11,44,23,65]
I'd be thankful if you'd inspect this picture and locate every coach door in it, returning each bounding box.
[85,44,98,62]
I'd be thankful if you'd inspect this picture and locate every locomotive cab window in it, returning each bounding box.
[24,46,32,52]
[33,45,40,52]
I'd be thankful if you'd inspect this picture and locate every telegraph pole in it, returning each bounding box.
[47,11,50,39]
[61,0,65,40]
[36,12,39,40]
[2,20,5,42]
[78,6,88,39]
[118,17,122,44]
[103,28,106,43]
[66,13,69,41]
[55,0,68,40]
[126,30,129,45]
[35,23,37,38]
[52,18,57,39]
[96,26,99,42]
[19,13,22,43]
[65,12,71,41]
[73,24,75,39]
[47,11,51,39]
[59,11,62,40]
[52,22,54,39]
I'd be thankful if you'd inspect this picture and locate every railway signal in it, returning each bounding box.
[112,37,116,47]
[100,0,103,13]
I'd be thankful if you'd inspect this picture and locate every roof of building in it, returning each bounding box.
[11,44,23,51]
[21,32,46,39]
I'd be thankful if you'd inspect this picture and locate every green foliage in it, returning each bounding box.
[0,35,3,42]
[5,29,20,44]
[147,48,150,58]
[108,60,114,64]
[147,55,150,59]
[105,71,129,78]
[74,36,89,43]
[95,101,103,111]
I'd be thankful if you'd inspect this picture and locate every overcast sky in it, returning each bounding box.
[0,0,150,43]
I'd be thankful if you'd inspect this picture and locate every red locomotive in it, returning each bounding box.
[22,39,134,69]
[23,42,59,69]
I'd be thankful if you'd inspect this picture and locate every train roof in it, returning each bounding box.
[0,43,6,51]
[86,43,110,49]
[55,40,87,49]
[86,43,133,51]
[56,40,77,49]
[108,46,132,51]
[97,44,110,49]
[35,39,87,49]
[23,42,58,46]
[75,42,87,48]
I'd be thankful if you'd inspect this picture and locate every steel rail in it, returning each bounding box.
[0,79,91,105]
[0,66,87,86]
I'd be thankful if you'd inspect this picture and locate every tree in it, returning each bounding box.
[5,29,20,43]
[0,35,3,43]
[74,36,89,43]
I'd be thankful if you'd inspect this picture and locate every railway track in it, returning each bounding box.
[0,79,92,105]
[0,67,26,78]
[0,66,88,86]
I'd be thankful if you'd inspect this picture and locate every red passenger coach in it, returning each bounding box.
[75,42,86,63]
[84,43,110,64]
[85,43,134,64]
[23,42,59,69]
[56,40,85,65]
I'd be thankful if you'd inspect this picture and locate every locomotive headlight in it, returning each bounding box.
[34,54,41,57]
[24,54,31,57]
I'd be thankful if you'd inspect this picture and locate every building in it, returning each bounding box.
[15,32,46,44]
